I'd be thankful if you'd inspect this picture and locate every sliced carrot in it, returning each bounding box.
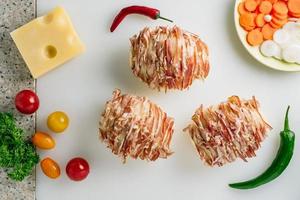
[273,1,288,15]
[245,0,258,11]
[252,12,258,18]
[273,11,288,20]
[271,17,288,27]
[255,0,263,6]
[240,13,256,28]
[288,0,300,15]
[259,1,273,13]
[247,29,264,46]
[244,25,256,31]
[269,22,280,29]
[238,2,249,15]
[270,20,281,28]
[289,11,300,17]
[266,0,278,3]
[255,13,266,27]
[262,24,276,39]
[270,20,283,28]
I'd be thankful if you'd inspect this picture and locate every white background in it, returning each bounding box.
[36,0,300,199]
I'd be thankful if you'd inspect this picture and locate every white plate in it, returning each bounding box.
[234,0,300,71]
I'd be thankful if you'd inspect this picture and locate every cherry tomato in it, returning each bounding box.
[15,90,39,114]
[47,111,69,133]
[66,157,90,181]
[32,132,55,150]
[40,157,60,179]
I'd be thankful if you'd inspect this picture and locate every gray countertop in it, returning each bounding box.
[0,0,36,199]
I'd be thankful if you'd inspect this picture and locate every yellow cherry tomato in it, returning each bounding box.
[40,157,60,179]
[32,132,55,150]
[47,111,69,133]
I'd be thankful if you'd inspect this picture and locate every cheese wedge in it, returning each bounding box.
[10,7,85,78]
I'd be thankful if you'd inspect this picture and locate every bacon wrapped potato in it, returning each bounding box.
[99,89,174,162]
[184,96,272,167]
[130,26,210,91]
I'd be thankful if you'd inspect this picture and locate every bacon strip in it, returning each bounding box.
[184,96,272,167]
[99,89,174,162]
[130,26,210,91]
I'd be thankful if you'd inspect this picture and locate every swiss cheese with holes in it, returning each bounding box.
[10,7,85,78]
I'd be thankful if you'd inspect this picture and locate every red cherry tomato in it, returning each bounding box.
[15,90,39,114]
[66,157,90,181]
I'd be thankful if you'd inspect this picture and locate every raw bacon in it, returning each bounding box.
[99,89,174,162]
[184,96,272,167]
[130,26,210,91]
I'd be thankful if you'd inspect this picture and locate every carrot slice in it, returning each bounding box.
[270,20,281,28]
[273,1,288,15]
[289,11,300,17]
[238,2,249,15]
[247,29,264,46]
[245,0,258,11]
[273,11,288,19]
[259,1,273,13]
[272,17,288,27]
[288,0,300,14]
[240,13,256,28]
[252,12,258,18]
[266,0,278,3]
[244,25,256,31]
[255,13,266,27]
[255,0,263,7]
[262,24,276,39]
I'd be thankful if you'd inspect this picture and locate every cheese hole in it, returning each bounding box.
[43,13,54,24]
[44,45,57,59]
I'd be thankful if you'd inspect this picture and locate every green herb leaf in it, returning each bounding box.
[0,112,39,181]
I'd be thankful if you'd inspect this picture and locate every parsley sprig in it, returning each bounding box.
[0,112,39,181]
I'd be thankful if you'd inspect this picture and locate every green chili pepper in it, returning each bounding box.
[229,106,295,190]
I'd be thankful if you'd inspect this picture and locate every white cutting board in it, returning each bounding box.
[36,0,300,199]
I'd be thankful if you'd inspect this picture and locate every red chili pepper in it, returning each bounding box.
[110,6,173,32]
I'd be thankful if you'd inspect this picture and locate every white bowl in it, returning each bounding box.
[234,0,300,71]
